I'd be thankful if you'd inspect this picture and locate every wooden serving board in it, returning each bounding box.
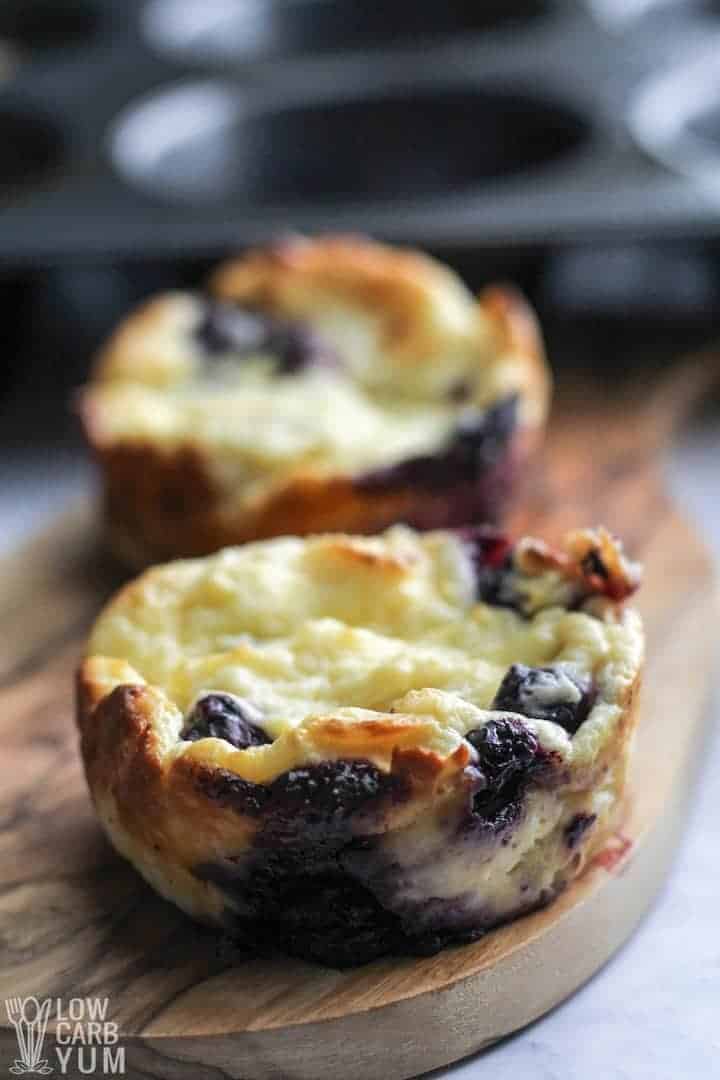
[0,361,717,1080]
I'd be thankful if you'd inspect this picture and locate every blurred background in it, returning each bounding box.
[1,0,719,542]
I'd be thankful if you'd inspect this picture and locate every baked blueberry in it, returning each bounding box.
[451,394,519,475]
[196,761,407,967]
[466,716,540,785]
[464,717,547,833]
[195,301,270,357]
[492,664,596,735]
[276,876,402,967]
[455,524,520,609]
[265,759,394,829]
[196,300,337,376]
[193,768,268,817]
[266,320,339,375]
[182,693,271,749]
[356,395,518,494]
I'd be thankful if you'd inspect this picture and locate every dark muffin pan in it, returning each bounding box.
[0,1,102,51]
[141,0,552,67]
[1,0,720,264]
[0,101,64,190]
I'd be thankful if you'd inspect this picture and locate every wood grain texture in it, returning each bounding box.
[0,361,717,1080]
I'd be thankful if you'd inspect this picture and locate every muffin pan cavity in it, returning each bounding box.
[142,0,551,68]
[111,81,588,205]
[0,0,100,51]
[0,103,64,191]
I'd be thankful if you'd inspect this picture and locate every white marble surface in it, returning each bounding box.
[1,421,717,1080]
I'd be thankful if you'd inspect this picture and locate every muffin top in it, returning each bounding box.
[84,524,642,789]
[81,237,547,510]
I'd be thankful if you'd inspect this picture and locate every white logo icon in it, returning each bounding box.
[4,997,53,1074]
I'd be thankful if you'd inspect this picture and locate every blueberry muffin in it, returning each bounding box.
[79,237,550,566]
[77,523,642,967]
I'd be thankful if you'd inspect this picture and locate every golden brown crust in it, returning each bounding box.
[76,672,261,920]
[478,283,550,424]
